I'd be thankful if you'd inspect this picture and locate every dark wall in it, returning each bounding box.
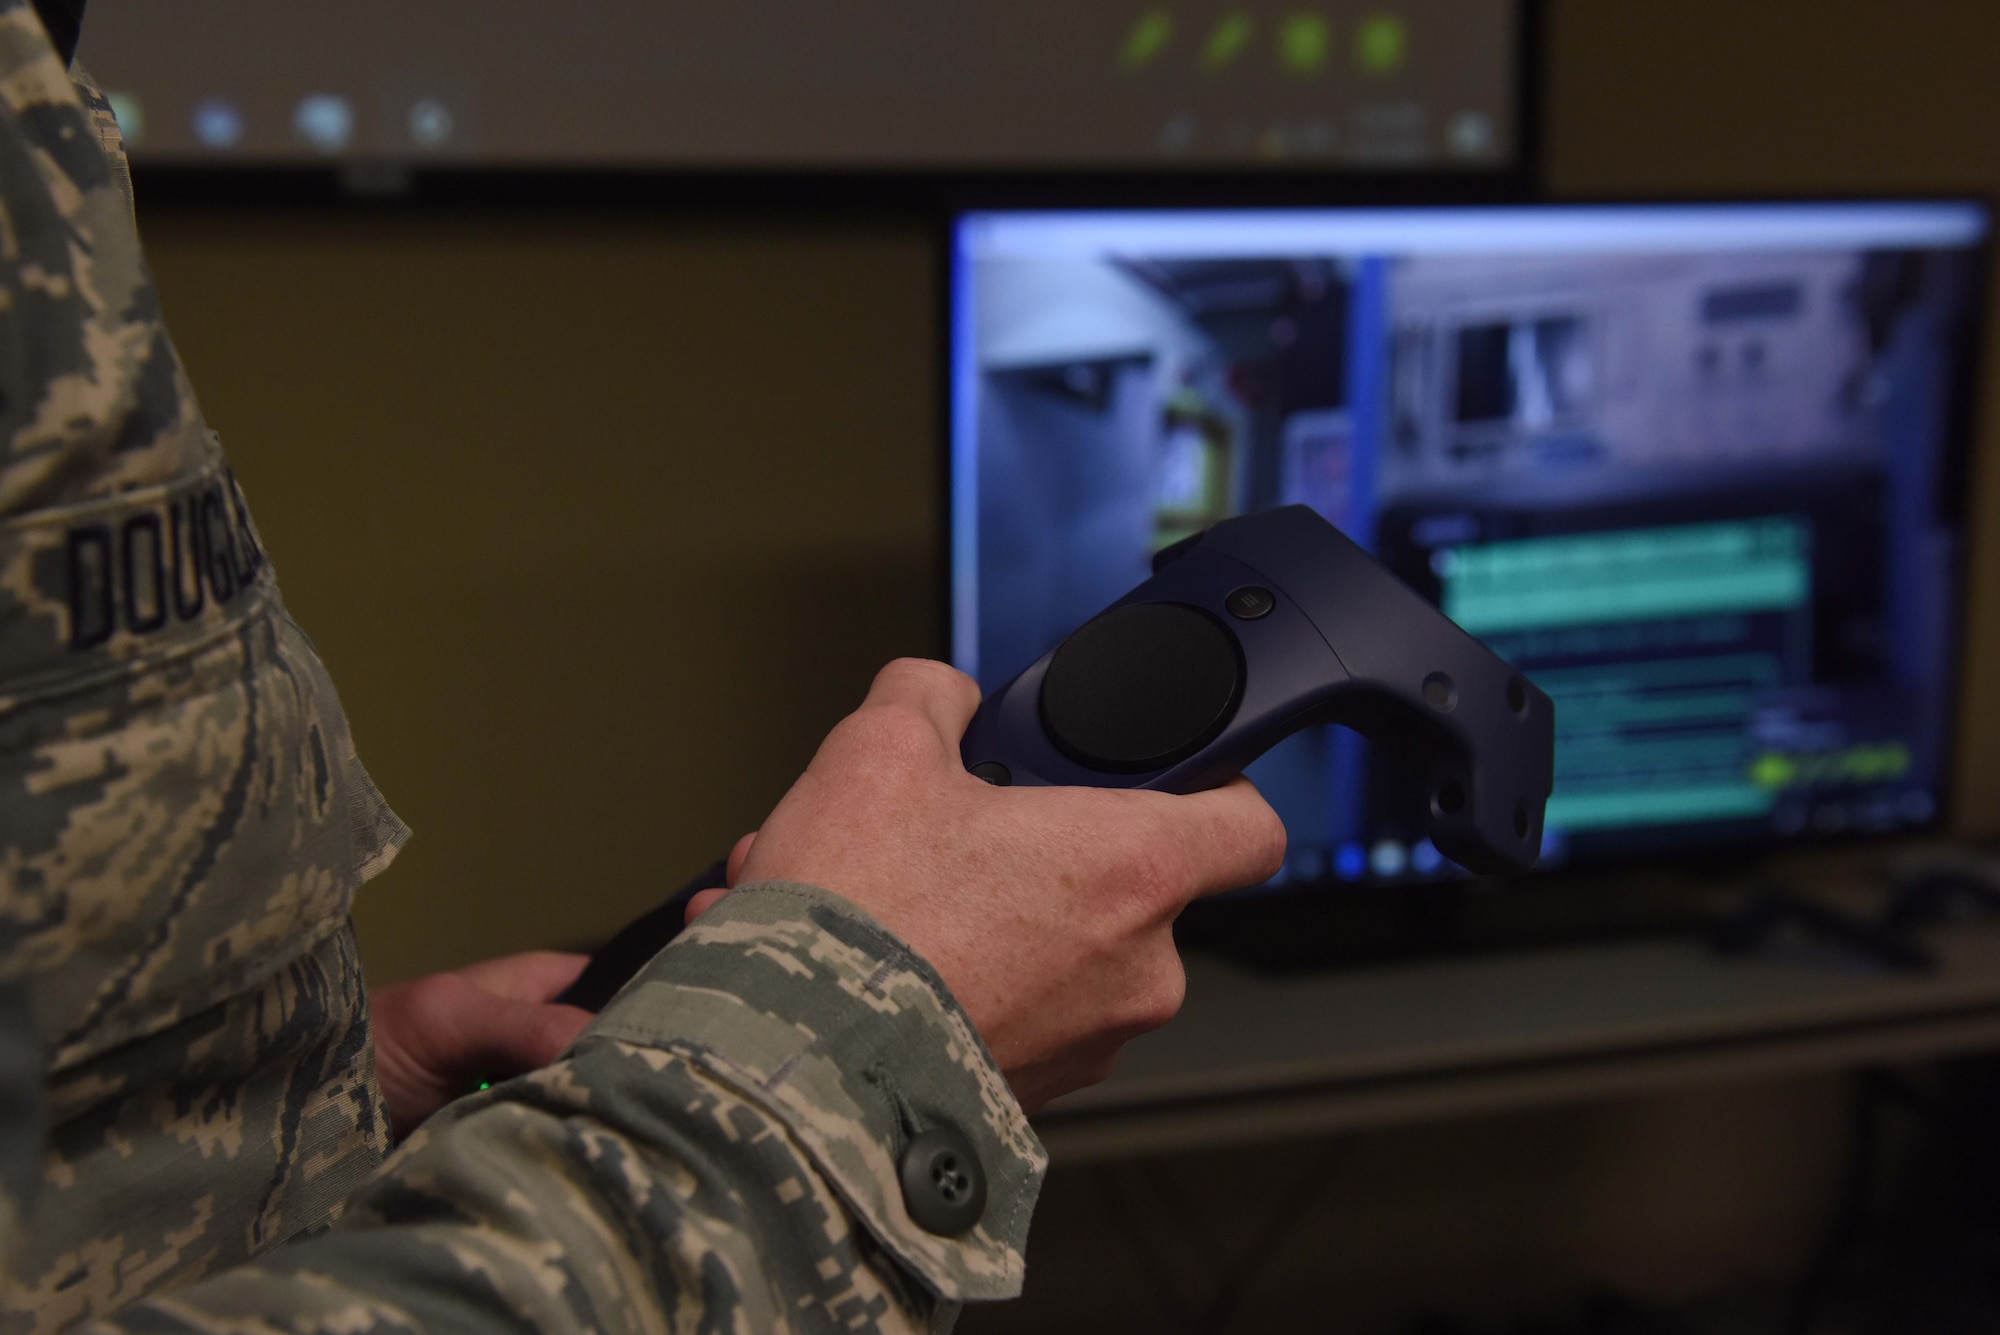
[144,219,942,980]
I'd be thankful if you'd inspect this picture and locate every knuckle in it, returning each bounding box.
[873,656,928,688]
[942,664,984,713]
[884,657,982,712]
[878,655,949,691]
[837,705,939,774]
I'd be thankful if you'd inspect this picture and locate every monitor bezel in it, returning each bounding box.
[116,1,1545,211]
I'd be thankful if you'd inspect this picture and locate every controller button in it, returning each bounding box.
[899,1127,988,1236]
[970,761,1012,786]
[1224,585,1276,620]
[1423,672,1457,712]
[1434,778,1466,815]
[1040,603,1243,774]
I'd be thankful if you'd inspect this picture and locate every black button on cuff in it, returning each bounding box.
[898,1126,988,1237]
[1225,585,1275,620]
[969,761,1012,786]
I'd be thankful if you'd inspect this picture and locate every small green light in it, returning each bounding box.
[1120,11,1174,71]
[1356,14,1407,74]
[1751,753,1797,791]
[1278,14,1331,74]
[476,1080,493,1092]
[1202,13,1254,71]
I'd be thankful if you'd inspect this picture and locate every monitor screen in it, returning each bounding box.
[949,202,1990,887]
[78,2,1524,174]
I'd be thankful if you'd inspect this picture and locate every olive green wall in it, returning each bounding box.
[146,220,943,981]
[140,0,2000,983]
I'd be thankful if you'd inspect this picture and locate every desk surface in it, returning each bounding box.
[1034,914,2000,1162]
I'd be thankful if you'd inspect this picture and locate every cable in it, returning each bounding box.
[1087,1138,1350,1334]
[1787,1069,1886,1335]
[1089,1161,1202,1334]
[1193,1139,1348,1335]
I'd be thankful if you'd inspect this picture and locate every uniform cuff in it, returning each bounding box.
[583,880,1046,1303]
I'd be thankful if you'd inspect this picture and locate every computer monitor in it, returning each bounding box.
[948,202,1990,890]
[82,1,1530,177]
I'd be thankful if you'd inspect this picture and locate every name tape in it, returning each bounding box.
[64,470,266,651]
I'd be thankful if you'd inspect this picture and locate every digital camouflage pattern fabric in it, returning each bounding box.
[0,3,1043,1330]
[127,883,1047,1335]
[0,0,408,1323]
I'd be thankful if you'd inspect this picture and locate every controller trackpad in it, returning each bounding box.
[1038,603,1243,774]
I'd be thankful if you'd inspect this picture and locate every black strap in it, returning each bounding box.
[555,858,730,1013]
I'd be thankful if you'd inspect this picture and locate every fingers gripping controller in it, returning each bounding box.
[960,506,1556,875]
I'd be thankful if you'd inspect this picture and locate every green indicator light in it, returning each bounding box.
[1279,14,1331,74]
[1121,10,1174,71]
[1202,13,1254,71]
[1751,753,1797,791]
[1747,744,1912,791]
[1356,14,1407,73]
[476,1080,493,1092]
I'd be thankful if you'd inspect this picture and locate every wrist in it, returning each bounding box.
[586,880,1045,1301]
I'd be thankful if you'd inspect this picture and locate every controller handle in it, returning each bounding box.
[959,505,1555,875]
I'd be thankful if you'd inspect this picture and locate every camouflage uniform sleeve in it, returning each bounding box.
[84,883,1047,1334]
[2,8,412,1321]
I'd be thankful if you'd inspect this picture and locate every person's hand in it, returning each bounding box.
[372,952,595,1136]
[685,658,1285,1114]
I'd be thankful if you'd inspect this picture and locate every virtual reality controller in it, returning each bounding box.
[958,505,1555,877]
[552,505,1554,1018]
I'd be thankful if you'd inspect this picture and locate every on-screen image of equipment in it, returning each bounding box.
[949,200,1990,895]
